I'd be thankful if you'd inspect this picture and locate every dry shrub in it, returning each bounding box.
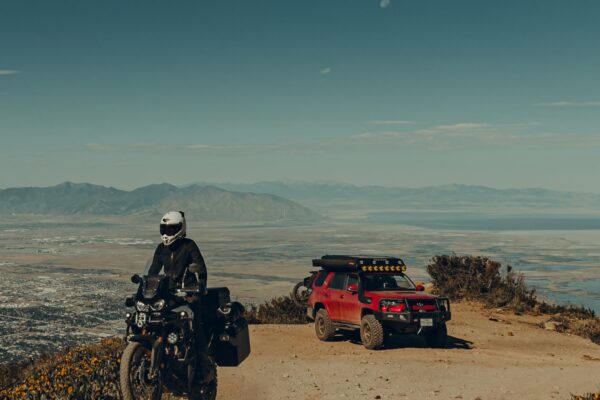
[550,315,600,345]
[244,294,307,324]
[426,255,536,312]
[572,394,600,400]
[427,254,599,345]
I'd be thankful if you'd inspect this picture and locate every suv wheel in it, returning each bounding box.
[424,323,448,348]
[314,309,336,341]
[360,315,384,350]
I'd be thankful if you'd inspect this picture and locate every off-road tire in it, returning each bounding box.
[314,309,336,341]
[424,323,448,348]
[292,281,309,307]
[360,315,385,350]
[188,367,217,400]
[120,342,163,400]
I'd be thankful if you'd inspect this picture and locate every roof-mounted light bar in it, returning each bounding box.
[312,255,407,272]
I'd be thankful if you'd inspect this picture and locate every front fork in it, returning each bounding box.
[149,336,165,381]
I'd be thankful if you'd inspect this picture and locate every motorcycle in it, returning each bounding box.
[292,271,319,307]
[120,263,250,400]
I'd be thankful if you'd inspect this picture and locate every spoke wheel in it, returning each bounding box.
[120,342,163,400]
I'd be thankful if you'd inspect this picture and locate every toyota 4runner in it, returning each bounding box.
[306,255,451,349]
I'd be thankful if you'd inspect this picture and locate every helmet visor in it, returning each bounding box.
[160,223,182,237]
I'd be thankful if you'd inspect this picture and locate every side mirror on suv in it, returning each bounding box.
[415,284,425,292]
[347,284,359,293]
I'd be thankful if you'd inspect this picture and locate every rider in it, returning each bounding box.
[147,211,213,385]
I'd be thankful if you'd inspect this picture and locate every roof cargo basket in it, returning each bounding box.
[312,255,406,271]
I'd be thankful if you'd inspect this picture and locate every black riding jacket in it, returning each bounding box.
[148,238,208,287]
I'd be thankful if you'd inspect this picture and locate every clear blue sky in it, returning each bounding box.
[1,0,599,191]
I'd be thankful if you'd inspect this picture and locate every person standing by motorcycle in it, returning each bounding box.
[147,211,214,385]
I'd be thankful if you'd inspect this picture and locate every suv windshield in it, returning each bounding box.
[361,273,416,291]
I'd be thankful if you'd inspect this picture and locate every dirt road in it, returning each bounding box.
[217,302,600,400]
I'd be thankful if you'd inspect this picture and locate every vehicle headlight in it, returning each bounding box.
[136,301,150,312]
[167,332,179,344]
[380,299,402,307]
[152,299,166,311]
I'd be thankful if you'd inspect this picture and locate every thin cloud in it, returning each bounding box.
[380,0,391,8]
[86,142,281,154]
[0,70,20,76]
[368,120,416,125]
[319,67,332,75]
[353,121,600,150]
[533,101,600,107]
[422,122,492,133]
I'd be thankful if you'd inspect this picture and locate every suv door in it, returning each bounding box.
[337,274,362,324]
[326,272,348,321]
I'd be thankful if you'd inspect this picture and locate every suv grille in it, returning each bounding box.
[407,299,437,312]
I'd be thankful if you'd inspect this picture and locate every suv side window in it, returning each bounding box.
[329,273,347,290]
[313,271,328,287]
[347,274,358,287]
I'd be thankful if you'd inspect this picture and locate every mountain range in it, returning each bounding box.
[193,181,600,212]
[2,181,599,223]
[0,182,320,222]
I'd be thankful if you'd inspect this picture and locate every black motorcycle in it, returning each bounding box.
[291,271,319,307]
[120,264,250,400]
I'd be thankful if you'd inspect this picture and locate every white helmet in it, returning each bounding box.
[160,211,186,246]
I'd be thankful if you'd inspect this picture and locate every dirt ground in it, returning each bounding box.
[217,302,600,400]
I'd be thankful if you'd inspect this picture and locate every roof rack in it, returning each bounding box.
[312,255,406,272]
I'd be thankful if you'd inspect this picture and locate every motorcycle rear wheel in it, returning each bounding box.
[292,281,309,307]
[120,342,163,400]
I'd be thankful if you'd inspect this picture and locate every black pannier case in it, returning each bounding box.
[203,289,250,367]
[212,315,251,367]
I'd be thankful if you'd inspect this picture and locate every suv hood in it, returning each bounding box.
[365,290,437,300]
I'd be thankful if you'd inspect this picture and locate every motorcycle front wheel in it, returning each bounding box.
[120,342,163,400]
[187,359,218,400]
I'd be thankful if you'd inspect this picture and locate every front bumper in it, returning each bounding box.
[374,310,451,331]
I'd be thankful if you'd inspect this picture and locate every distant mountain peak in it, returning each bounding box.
[0,182,320,222]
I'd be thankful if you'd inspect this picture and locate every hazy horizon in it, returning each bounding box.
[2,179,600,195]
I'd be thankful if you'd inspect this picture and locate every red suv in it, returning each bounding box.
[306,255,451,349]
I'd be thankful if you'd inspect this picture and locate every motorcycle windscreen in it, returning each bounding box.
[142,275,166,299]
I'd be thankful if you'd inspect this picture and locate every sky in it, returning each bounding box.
[1,0,600,192]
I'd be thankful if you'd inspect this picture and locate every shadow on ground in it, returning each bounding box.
[336,331,474,350]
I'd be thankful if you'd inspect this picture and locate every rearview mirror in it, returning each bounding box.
[347,284,359,293]
[125,296,135,307]
[131,274,142,284]
[415,284,425,292]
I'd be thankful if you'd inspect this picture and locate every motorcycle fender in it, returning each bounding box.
[127,335,154,350]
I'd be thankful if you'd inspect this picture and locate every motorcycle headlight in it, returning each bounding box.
[136,301,150,312]
[152,299,166,311]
